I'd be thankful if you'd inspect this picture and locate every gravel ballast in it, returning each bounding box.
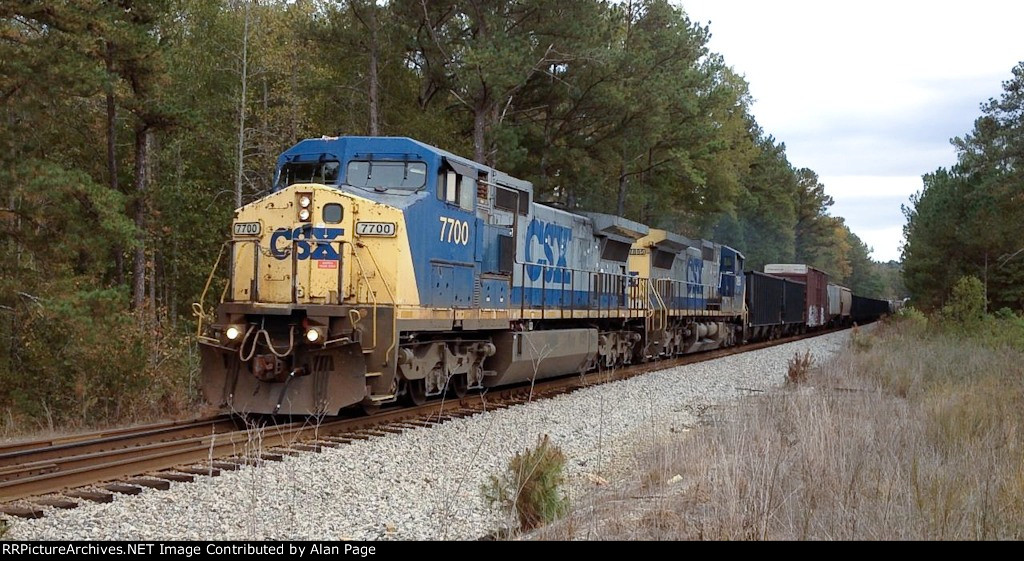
[6,329,853,540]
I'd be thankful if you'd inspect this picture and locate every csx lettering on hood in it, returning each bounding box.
[270,227,344,260]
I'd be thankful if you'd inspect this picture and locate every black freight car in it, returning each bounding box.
[745,271,807,341]
[851,295,890,324]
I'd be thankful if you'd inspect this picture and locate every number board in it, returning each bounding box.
[356,222,397,237]
[233,222,261,236]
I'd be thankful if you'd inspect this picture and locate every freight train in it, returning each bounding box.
[196,136,892,416]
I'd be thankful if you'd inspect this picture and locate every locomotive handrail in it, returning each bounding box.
[360,242,399,365]
[346,242,379,354]
[649,278,668,331]
[193,240,233,340]
[509,259,725,321]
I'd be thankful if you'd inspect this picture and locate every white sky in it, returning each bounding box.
[679,0,1024,262]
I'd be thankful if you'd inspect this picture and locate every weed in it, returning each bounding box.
[482,434,569,532]
[850,325,876,352]
[786,350,813,385]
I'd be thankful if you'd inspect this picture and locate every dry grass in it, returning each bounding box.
[536,321,1024,540]
[786,350,813,385]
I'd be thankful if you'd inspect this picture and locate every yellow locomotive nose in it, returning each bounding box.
[229,186,352,306]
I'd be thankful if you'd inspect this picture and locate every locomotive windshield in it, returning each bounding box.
[346,160,426,192]
[276,160,340,189]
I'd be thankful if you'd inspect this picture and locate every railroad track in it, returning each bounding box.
[0,328,840,518]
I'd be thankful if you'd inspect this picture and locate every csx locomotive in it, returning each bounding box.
[197,136,885,416]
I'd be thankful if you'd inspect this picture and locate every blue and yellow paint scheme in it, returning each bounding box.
[198,136,749,416]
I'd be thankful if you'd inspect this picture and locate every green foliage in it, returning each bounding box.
[0,289,200,430]
[482,434,569,532]
[994,307,1017,320]
[940,276,986,324]
[904,62,1024,311]
[896,305,928,328]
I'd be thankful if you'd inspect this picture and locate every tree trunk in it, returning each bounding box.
[616,161,628,216]
[105,42,124,286]
[367,2,380,136]
[263,78,271,192]
[473,107,486,164]
[149,249,157,321]
[235,1,250,208]
[132,126,150,312]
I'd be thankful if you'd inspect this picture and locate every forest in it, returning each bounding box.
[1,0,896,428]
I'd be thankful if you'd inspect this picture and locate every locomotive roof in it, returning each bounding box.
[278,136,534,194]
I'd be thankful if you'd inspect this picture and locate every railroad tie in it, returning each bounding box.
[104,483,143,495]
[179,466,222,477]
[390,422,426,430]
[154,472,196,483]
[291,444,323,453]
[403,420,437,428]
[319,436,356,444]
[65,490,113,503]
[349,430,387,438]
[0,505,44,519]
[34,497,78,509]
[125,478,171,491]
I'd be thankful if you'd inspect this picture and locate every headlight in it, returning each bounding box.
[305,328,321,343]
[225,326,241,341]
[299,195,311,208]
[298,208,311,221]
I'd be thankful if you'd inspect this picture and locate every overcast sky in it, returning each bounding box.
[679,0,1024,262]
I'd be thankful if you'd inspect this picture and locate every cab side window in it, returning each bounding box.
[458,175,475,211]
[437,170,474,212]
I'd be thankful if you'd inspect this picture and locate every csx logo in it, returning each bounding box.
[270,227,344,260]
[525,218,572,283]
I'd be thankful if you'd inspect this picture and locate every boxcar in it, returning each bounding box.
[764,264,829,328]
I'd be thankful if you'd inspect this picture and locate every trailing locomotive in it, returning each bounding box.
[196,136,888,417]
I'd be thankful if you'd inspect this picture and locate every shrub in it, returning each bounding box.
[940,276,986,324]
[482,434,569,532]
[994,307,1017,320]
[786,350,812,385]
[897,305,928,326]
[0,288,200,431]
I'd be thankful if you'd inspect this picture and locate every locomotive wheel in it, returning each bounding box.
[400,379,427,406]
[446,374,468,399]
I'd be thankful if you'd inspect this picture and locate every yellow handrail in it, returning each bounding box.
[193,240,231,338]
[648,278,668,331]
[346,244,378,353]
[360,243,399,366]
